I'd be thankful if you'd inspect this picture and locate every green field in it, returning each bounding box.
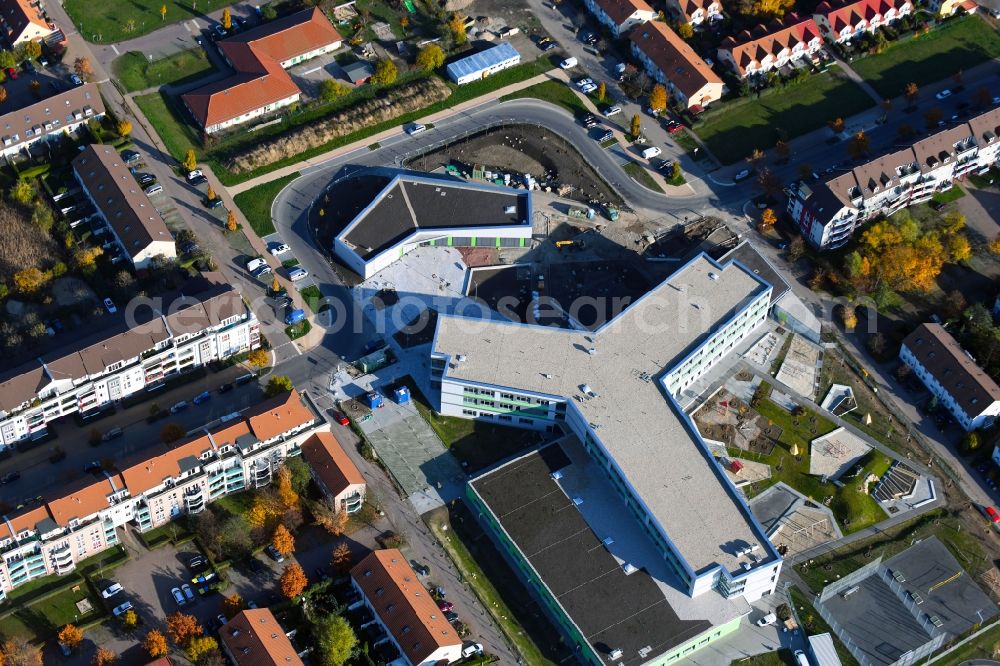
[695,69,874,164]
[622,161,664,193]
[231,172,300,237]
[65,0,234,43]
[134,91,202,166]
[114,49,215,93]
[940,622,1000,662]
[851,15,1000,99]
[500,80,588,116]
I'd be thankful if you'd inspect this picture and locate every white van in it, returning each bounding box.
[405,122,427,136]
[642,146,662,160]
[794,650,810,666]
[559,57,578,69]
[246,257,266,273]
[288,267,309,282]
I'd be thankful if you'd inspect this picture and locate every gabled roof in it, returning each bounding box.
[120,434,215,496]
[300,431,364,497]
[72,145,173,260]
[629,21,722,101]
[0,83,103,153]
[0,505,53,541]
[593,0,655,25]
[247,389,315,442]
[46,474,126,526]
[721,13,822,75]
[912,123,973,172]
[903,324,1000,417]
[352,549,461,664]
[182,8,341,129]
[220,608,303,666]
[0,0,51,40]
[668,0,720,21]
[815,0,910,29]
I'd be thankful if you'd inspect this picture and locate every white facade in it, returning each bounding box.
[432,256,780,604]
[446,43,521,85]
[582,0,656,36]
[0,302,258,448]
[900,343,1000,431]
[203,92,300,135]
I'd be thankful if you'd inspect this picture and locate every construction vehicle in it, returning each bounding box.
[554,240,575,248]
[555,240,586,251]
[604,204,619,222]
[567,206,595,220]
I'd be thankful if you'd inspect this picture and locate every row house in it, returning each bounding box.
[0,0,55,48]
[0,390,333,596]
[788,106,1000,249]
[717,13,823,78]
[0,274,259,448]
[664,0,724,25]
[0,83,103,158]
[901,324,1000,431]
[581,0,656,36]
[629,21,725,110]
[813,0,912,43]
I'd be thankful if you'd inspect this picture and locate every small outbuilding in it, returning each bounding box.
[342,60,374,85]
[446,42,521,85]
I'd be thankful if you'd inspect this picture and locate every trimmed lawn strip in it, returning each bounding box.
[940,621,1000,662]
[114,49,214,93]
[739,399,887,533]
[931,184,966,205]
[65,0,233,43]
[299,285,327,314]
[694,70,874,164]
[232,172,300,237]
[428,506,558,666]
[622,161,664,193]
[788,587,862,666]
[285,319,311,340]
[730,652,796,666]
[850,15,1000,99]
[500,80,588,116]
[134,91,202,165]
[794,508,988,592]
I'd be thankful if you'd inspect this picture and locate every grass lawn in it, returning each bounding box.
[967,167,1000,188]
[695,69,874,164]
[232,172,300,237]
[931,184,966,205]
[941,622,1000,662]
[741,399,888,533]
[730,652,796,666]
[64,0,232,43]
[500,80,588,116]
[0,584,105,641]
[140,520,193,549]
[114,49,215,93]
[622,161,664,193]
[795,508,988,592]
[851,15,1000,99]
[285,319,311,340]
[788,587,861,666]
[134,91,201,164]
[212,491,256,519]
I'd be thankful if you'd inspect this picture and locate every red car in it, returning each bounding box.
[985,506,1000,524]
[6,67,16,79]
[436,599,454,612]
[333,411,349,426]
[665,121,684,134]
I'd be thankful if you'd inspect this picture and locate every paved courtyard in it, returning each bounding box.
[775,334,822,399]
[809,427,873,480]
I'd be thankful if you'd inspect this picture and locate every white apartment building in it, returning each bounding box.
[788,106,1000,249]
[813,0,912,43]
[0,274,259,448]
[0,83,103,158]
[900,324,1000,432]
[0,390,322,598]
[431,254,781,607]
[582,0,656,36]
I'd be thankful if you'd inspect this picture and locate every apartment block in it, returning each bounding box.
[0,0,54,47]
[0,83,103,157]
[900,324,1000,431]
[581,0,656,36]
[813,0,912,42]
[0,274,259,448]
[788,106,1000,249]
[629,21,725,110]
[300,431,365,514]
[220,608,304,665]
[664,0,724,24]
[0,390,322,598]
[717,13,823,78]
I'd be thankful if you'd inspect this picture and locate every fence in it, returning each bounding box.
[819,555,883,602]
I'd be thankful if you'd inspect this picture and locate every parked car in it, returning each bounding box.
[136,173,156,186]
[604,104,622,117]
[70,73,83,85]
[541,40,558,51]
[180,241,199,255]
[574,77,593,89]
[193,391,211,405]
[462,643,483,658]
[756,612,777,627]
[0,471,20,484]
[84,461,102,473]
[288,267,309,282]
[171,587,186,605]
[597,129,614,142]
[559,57,578,69]
[186,169,204,181]
[642,146,662,160]
[665,120,684,134]
[188,555,207,571]
[216,613,228,628]
[104,297,117,313]
[213,24,228,39]
[39,57,49,67]
[444,611,459,622]
[169,400,189,414]
[206,197,224,209]
[284,309,306,326]
[332,410,349,426]
[182,584,195,601]
[265,545,285,563]
[121,150,141,164]
[144,184,163,196]
[102,582,123,598]
[985,506,1000,524]
[112,601,133,617]
[5,67,16,79]
[734,169,751,182]
[436,599,454,612]
[246,257,266,272]
[251,264,272,278]
[935,89,952,100]
[269,243,290,256]
[218,383,234,394]
[102,427,124,442]
[405,122,427,136]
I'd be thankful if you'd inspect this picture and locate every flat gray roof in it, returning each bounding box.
[470,439,744,665]
[435,255,777,574]
[446,42,520,81]
[339,173,530,260]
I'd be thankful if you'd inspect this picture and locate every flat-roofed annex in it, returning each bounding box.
[433,254,776,575]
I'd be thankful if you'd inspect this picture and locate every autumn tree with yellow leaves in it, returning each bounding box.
[272,523,295,558]
[279,563,308,599]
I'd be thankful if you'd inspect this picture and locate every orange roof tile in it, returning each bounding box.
[629,22,722,102]
[352,550,461,664]
[723,15,822,75]
[182,8,341,129]
[817,0,911,31]
[247,389,314,442]
[220,608,303,666]
[300,431,364,497]
[593,0,655,25]
[1,505,52,540]
[0,0,51,39]
[47,475,125,526]
[120,434,215,496]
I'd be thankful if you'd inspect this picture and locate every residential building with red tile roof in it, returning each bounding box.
[182,8,342,134]
[301,431,365,513]
[582,0,656,36]
[220,608,303,666]
[629,21,725,109]
[717,13,823,77]
[0,0,54,47]
[813,0,912,43]
[664,0,724,24]
[352,549,463,665]
[929,0,977,15]
[73,145,177,270]
[0,389,328,597]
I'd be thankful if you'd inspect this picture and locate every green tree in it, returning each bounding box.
[313,615,357,666]
[677,22,693,38]
[962,431,981,453]
[319,79,350,101]
[371,59,397,86]
[265,375,294,397]
[22,40,41,60]
[8,179,34,205]
[415,44,445,71]
[0,50,16,69]
[649,84,667,113]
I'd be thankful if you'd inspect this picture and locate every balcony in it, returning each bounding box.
[343,493,364,514]
[184,488,205,513]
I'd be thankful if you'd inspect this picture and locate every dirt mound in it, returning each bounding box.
[225,77,451,174]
